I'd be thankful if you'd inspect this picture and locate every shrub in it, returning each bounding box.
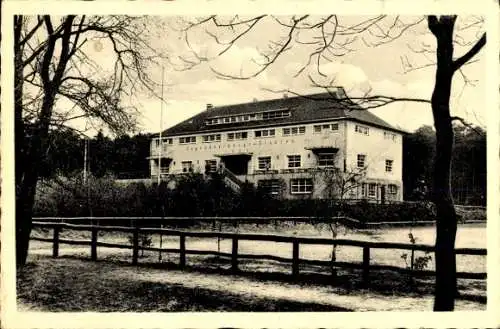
[33,173,438,225]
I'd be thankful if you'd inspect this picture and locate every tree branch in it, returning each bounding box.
[452,33,486,71]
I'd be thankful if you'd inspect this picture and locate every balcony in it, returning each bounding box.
[151,167,170,176]
[303,136,341,151]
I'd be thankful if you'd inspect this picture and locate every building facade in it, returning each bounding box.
[149,89,405,202]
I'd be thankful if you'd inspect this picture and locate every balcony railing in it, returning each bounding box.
[253,169,279,175]
[280,168,313,174]
[150,145,173,157]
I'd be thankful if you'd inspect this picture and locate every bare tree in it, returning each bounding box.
[14,15,164,267]
[175,15,485,311]
[310,164,366,277]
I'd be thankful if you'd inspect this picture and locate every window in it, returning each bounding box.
[368,183,376,197]
[166,138,173,144]
[318,153,335,167]
[361,183,367,197]
[255,129,275,138]
[357,154,366,168]
[228,132,247,141]
[283,126,305,136]
[290,178,313,194]
[384,131,397,141]
[205,160,217,173]
[179,136,196,144]
[314,123,338,133]
[206,110,290,126]
[388,184,398,194]
[385,159,393,172]
[159,163,169,174]
[202,134,221,143]
[288,155,301,168]
[262,110,290,120]
[155,139,160,147]
[182,161,193,173]
[355,125,369,135]
[258,179,282,195]
[258,156,272,170]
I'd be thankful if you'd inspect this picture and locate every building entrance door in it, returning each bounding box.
[219,154,251,175]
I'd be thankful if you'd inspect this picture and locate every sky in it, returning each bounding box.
[82,15,486,135]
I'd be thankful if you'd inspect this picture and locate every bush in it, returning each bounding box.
[33,173,437,224]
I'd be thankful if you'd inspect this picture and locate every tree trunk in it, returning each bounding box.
[428,16,458,311]
[16,88,58,267]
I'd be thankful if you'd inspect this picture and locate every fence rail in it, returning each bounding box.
[32,215,486,230]
[31,221,486,283]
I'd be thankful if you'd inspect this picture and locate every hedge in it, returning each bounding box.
[33,173,445,224]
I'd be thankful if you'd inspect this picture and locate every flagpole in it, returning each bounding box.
[158,66,165,185]
[158,66,165,262]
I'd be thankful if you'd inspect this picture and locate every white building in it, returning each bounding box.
[150,89,405,202]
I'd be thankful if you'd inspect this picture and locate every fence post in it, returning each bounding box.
[91,226,98,261]
[292,239,299,278]
[362,246,370,285]
[179,233,186,269]
[231,237,239,273]
[132,226,139,265]
[52,226,60,258]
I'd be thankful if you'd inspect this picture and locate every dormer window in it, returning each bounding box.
[204,109,291,126]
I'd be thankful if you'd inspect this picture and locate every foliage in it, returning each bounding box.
[127,234,153,257]
[403,124,486,205]
[34,173,439,224]
[401,232,433,286]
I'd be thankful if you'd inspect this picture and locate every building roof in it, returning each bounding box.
[155,89,405,137]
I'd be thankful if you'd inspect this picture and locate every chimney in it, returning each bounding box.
[283,93,288,99]
[253,98,258,102]
[206,103,213,111]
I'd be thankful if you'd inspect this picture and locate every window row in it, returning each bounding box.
[313,123,339,133]
[361,183,398,197]
[173,125,306,145]
[205,109,291,126]
[181,159,219,173]
[202,134,221,143]
[259,154,335,169]
[355,125,398,142]
[257,178,313,195]
[356,155,394,173]
[227,132,248,141]
[257,179,399,196]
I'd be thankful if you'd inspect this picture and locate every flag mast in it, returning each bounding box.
[158,66,165,185]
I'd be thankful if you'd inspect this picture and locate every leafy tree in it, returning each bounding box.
[404,124,485,205]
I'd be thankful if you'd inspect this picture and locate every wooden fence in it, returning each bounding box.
[31,221,487,283]
[32,215,486,230]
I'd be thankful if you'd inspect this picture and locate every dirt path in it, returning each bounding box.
[117,265,483,311]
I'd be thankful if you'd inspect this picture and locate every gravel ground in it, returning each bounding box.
[17,256,485,312]
[23,223,486,311]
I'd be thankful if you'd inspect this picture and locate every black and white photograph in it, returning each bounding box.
[1,1,499,328]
